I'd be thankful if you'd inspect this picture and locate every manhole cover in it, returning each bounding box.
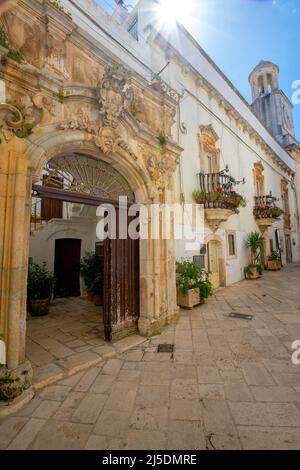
[157,344,174,353]
[229,313,254,321]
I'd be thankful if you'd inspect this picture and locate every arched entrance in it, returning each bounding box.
[0,59,182,400]
[30,152,140,342]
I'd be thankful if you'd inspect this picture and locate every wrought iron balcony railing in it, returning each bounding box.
[253,193,284,220]
[194,169,246,212]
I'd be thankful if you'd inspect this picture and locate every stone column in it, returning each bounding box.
[0,146,32,401]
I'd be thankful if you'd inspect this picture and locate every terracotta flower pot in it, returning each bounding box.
[30,298,50,316]
[87,291,94,302]
[150,82,164,93]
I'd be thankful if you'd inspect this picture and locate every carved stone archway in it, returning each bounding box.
[0,7,183,401]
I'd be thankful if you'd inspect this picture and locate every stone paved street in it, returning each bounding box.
[1,265,300,450]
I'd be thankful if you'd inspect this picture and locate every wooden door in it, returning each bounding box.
[103,209,140,341]
[41,175,63,221]
[208,241,220,289]
[54,239,81,297]
[285,235,293,264]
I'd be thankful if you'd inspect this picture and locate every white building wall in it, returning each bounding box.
[57,0,300,285]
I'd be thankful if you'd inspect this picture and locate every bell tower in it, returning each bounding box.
[249,60,295,147]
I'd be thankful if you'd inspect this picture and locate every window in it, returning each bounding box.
[193,255,205,269]
[228,233,236,257]
[270,238,274,253]
[127,16,138,40]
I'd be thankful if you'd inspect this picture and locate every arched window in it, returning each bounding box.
[253,162,265,196]
[198,125,220,174]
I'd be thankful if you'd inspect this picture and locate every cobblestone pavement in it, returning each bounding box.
[2,265,300,450]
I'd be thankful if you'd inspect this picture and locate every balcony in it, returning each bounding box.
[253,194,284,233]
[194,169,246,232]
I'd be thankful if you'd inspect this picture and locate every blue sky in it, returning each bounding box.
[96,0,300,140]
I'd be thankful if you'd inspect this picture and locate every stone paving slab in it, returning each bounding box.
[1,265,300,449]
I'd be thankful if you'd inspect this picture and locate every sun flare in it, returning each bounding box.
[156,0,197,30]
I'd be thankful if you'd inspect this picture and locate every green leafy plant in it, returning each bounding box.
[14,122,33,139]
[245,231,264,266]
[268,250,281,262]
[271,206,284,218]
[27,262,55,300]
[0,28,24,65]
[176,260,212,300]
[157,131,168,147]
[193,187,246,212]
[256,262,264,276]
[54,90,67,104]
[244,264,254,277]
[7,48,24,63]
[80,252,104,296]
[0,28,9,49]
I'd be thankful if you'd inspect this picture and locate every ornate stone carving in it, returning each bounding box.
[0,93,56,141]
[59,112,97,134]
[199,124,220,172]
[0,104,24,143]
[95,126,137,160]
[95,127,117,154]
[33,92,56,117]
[141,144,178,193]
[204,208,234,232]
[97,65,133,128]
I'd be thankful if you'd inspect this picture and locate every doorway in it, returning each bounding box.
[54,239,82,297]
[208,240,220,289]
[29,154,140,342]
[285,234,293,264]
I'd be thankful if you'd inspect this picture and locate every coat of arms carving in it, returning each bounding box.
[97,65,133,128]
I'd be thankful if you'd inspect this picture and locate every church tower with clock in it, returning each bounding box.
[249,60,296,148]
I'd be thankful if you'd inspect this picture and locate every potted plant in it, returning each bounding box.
[80,252,104,305]
[244,231,264,280]
[80,252,95,300]
[150,74,164,93]
[27,262,55,316]
[176,260,212,309]
[192,190,206,205]
[267,251,281,271]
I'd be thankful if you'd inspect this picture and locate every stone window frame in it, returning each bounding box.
[226,230,237,259]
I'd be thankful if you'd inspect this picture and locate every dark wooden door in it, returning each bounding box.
[54,239,82,297]
[41,175,63,221]
[103,209,140,341]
